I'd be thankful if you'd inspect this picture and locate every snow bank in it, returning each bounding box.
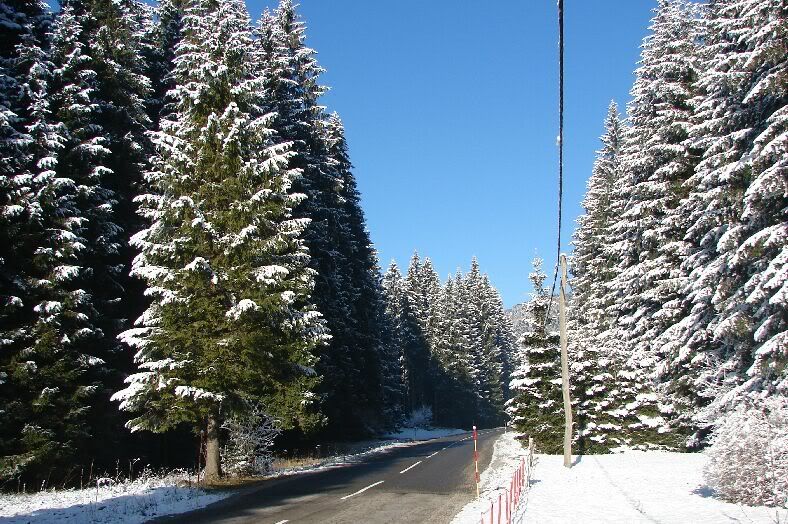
[0,471,230,524]
[452,432,787,524]
[452,430,527,523]
[525,451,788,523]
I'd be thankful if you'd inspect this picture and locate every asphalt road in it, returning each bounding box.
[159,427,505,524]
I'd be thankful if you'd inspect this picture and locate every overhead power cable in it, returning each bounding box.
[545,0,564,329]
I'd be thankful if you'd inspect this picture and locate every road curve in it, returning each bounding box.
[157,427,505,524]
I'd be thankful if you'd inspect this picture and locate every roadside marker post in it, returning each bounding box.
[473,425,480,498]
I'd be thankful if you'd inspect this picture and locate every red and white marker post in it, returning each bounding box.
[473,425,479,498]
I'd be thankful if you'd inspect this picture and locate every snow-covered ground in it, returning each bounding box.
[0,470,229,524]
[526,452,787,523]
[0,433,453,524]
[452,430,528,523]
[453,431,788,523]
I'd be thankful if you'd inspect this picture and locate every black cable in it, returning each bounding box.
[544,0,564,329]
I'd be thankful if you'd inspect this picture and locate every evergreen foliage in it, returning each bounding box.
[254,1,390,438]
[112,0,327,475]
[507,257,564,453]
[382,254,513,429]
[569,0,786,463]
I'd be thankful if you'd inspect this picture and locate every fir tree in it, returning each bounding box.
[403,252,434,411]
[507,257,564,452]
[658,0,787,444]
[112,0,326,479]
[381,261,410,425]
[569,101,627,452]
[256,1,390,436]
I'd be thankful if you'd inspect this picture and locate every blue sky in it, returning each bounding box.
[265,1,651,307]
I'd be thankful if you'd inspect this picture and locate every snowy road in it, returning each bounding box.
[156,428,504,523]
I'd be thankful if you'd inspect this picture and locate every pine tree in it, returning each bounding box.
[403,252,434,411]
[507,257,564,452]
[569,101,627,453]
[569,100,676,452]
[112,0,326,479]
[659,0,787,444]
[0,1,50,370]
[429,274,475,427]
[321,113,392,432]
[588,0,699,449]
[604,0,700,374]
[381,261,409,425]
[0,1,110,483]
[463,260,507,426]
[255,1,391,436]
[145,0,184,129]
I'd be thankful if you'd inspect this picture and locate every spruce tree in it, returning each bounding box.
[0,1,109,483]
[112,0,326,479]
[507,257,564,452]
[403,252,434,411]
[255,1,391,436]
[659,0,787,444]
[569,101,627,452]
[381,261,410,425]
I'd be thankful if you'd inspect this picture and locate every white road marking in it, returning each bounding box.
[274,521,289,524]
[399,460,422,473]
[427,451,439,458]
[340,480,384,500]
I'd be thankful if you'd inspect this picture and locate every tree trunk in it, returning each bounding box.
[204,414,222,481]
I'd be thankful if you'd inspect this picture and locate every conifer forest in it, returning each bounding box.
[0,0,786,517]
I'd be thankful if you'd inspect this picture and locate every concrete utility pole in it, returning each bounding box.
[558,254,573,468]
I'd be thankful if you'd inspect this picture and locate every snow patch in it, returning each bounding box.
[0,470,229,523]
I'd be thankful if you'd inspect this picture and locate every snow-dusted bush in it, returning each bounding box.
[404,406,433,429]
[221,403,281,477]
[704,396,788,507]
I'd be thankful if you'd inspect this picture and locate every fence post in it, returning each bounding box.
[498,492,502,524]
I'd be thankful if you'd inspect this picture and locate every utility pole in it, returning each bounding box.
[558,254,573,468]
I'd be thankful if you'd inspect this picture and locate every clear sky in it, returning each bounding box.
[265,1,652,307]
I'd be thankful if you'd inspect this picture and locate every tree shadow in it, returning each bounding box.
[691,485,716,498]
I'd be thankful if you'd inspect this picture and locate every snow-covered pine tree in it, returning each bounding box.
[569,101,675,452]
[321,113,392,431]
[429,274,475,427]
[0,1,109,483]
[145,0,184,129]
[112,0,326,479]
[380,261,410,425]
[0,0,48,359]
[507,257,564,452]
[593,0,698,449]
[66,0,153,362]
[255,1,390,436]
[481,276,516,414]
[606,0,700,378]
[658,0,787,444]
[0,0,49,367]
[463,262,507,426]
[403,252,436,412]
[569,101,627,453]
